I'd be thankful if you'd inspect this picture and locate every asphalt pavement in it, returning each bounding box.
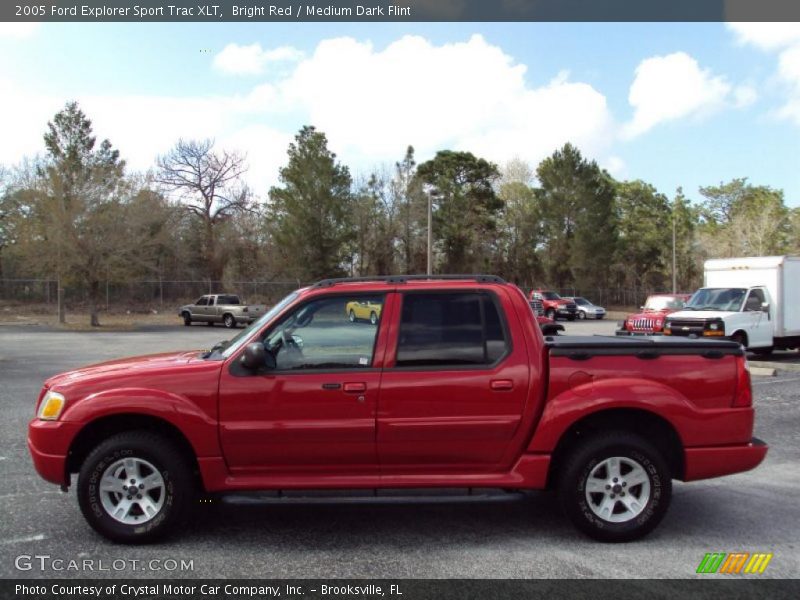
[0,320,798,579]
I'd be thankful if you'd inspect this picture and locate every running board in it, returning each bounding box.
[218,488,528,506]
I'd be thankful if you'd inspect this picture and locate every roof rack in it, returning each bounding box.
[311,274,507,289]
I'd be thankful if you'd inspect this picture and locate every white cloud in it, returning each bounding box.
[623,52,737,138]
[0,80,291,194]
[213,43,303,76]
[727,23,800,127]
[0,34,618,193]
[274,34,615,168]
[727,23,800,52]
[0,22,40,39]
[602,155,626,177]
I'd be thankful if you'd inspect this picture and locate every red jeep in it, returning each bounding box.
[29,276,766,544]
[617,293,691,335]
[529,289,578,321]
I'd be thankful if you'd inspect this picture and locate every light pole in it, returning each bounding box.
[425,186,435,275]
[672,199,677,293]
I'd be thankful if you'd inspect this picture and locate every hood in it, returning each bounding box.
[666,310,737,321]
[44,351,204,391]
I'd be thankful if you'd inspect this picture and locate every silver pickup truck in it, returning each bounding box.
[179,294,266,328]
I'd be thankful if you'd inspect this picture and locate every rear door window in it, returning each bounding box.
[396,292,509,367]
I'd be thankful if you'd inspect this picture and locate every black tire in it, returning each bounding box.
[567,315,576,321]
[558,431,672,543]
[370,312,378,325]
[578,311,586,320]
[206,320,214,327]
[349,310,356,323]
[730,332,747,349]
[546,308,556,320]
[77,431,195,544]
[182,312,192,326]
[223,313,236,329]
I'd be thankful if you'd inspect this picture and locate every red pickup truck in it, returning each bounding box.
[530,289,578,321]
[28,275,767,544]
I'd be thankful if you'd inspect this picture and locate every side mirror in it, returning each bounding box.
[762,302,770,315]
[241,343,276,371]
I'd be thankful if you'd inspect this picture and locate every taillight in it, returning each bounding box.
[733,354,753,407]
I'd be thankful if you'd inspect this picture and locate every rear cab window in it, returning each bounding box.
[395,291,509,367]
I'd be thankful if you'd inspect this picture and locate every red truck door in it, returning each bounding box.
[377,289,530,472]
[217,293,393,474]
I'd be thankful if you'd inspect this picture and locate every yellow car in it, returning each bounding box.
[345,300,382,325]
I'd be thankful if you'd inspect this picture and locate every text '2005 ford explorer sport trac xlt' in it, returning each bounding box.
[28,275,767,544]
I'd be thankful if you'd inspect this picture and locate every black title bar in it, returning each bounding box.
[5,0,800,22]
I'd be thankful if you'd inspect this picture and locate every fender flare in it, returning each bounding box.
[527,377,693,453]
[63,387,220,457]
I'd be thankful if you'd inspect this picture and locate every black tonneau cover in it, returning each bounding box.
[546,335,742,358]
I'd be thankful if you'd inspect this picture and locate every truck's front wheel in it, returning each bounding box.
[77,431,194,544]
[558,431,672,542]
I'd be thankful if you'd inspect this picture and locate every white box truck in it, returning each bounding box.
[663,256,800,355]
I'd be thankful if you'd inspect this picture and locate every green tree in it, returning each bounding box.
[351,169,398,276]
[393,146,427,274]
[416,150,502,273]
[671,188,701,291]
[614,180,671,291]
[699,179,790,257]
[34,102,126,325]
[535,143,617,289]
[496,158,541,286]
[268,126,354,280]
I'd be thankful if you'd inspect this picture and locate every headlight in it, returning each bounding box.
[709,322,719,330]
[38,391,65,421]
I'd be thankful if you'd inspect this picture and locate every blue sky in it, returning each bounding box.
[1,22,799,206]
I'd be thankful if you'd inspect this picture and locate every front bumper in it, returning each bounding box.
[28,419,82,487]
[683,437,768,481]
[615,329,664,336]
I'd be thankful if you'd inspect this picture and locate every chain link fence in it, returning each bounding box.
[0,278,677,313]
[0,279,304,311]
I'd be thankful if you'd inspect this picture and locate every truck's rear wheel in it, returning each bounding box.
[223,313,236,329]
[182,312,192,326]
[546,308,556,320]
[558,431,672,542]
[77,431,194,544]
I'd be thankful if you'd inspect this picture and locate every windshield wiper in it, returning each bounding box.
[204,339,231,358]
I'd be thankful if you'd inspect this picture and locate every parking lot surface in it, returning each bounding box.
[1,321,798,579]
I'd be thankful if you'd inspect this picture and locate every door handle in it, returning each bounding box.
[343,382,367,393]
[490,379,514,391]
[321,383,342,390]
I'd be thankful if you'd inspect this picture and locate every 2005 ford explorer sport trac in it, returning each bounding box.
[28,275,768,543]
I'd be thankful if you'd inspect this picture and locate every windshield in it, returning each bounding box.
[214,292,300,359]
[685,288,747,312]
[541,291,561,301]
[573,297,590,306]
[644,296,686,311]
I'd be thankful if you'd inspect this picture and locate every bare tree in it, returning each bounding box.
[155,139,249,282]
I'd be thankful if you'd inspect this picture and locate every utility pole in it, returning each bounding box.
[426,188,434,275]
[672,199,677,293]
